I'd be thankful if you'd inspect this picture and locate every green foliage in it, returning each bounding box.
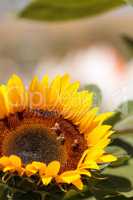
[89,174,133,198]
[103,195,133,199]
[115,101,133,133]
[123,36,133,53]
[0,174,65,200]
[105,111,133,199]
[19,0,125,21]
[106,146,130,167]
[122,36,133,59]
[104,158,133,199]
[104,100,133,198]
[84,84,102,107]
[105,100,133,130]
[63,188,94,200]
[125,0,133,5]
[118,101,133,118]
[104,112,121,126]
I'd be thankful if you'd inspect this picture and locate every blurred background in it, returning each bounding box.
[1,3,133,198]
[0,0,133,111]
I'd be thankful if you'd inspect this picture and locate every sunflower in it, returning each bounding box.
[0,74,116,190]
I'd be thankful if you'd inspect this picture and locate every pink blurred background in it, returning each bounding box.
[0,1,133,111]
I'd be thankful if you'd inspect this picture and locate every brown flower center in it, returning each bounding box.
[0,109,87,171]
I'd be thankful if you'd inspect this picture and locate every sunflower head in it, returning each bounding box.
[0,74,116,190]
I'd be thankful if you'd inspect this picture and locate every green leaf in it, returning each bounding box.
[89,172,133,199]
[111,155,129,167]
[103,194,133,199]
[19,0,125,21]
[123,36,133,54]
[0,184,10,200]
[115,116,133,133]
[114,100,133,132]
[63,187,95,200]
[121,35,133,60]
[84,84,102,107]
[105,101,133,131]
[88,174,133,200]
[13,191,41,200]
[104,158,133,196]
[116,101,133,131]
[96,175,132,192]
[106,146,130,167]
[118,101,133,119]
[118,133,133,148]
[63,190,80,200]
[104,100,133,126]
[104,112,121,126]
[92,132,133,199]
[125,0,133,5]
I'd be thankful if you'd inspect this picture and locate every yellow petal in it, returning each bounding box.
[60,74,70,92]
[25,164,38,176]
[41,75,48,88]
[46,161,60,177]
[42,177,52,185]
[29,76,43,109]
[72,178,83,190]
[0,85,10,119]
[41,75,49,108]
[73,92,94,123]
[7,74,26,112]
[0,156,10,168]
[63,92,94,123]
[98,154,117,163]
[32,161,46,175]
[60,81,80,109]
[67,82,80,95]
[32,161,46,170]
[3,166,15,172]
[77,149,89,168]
[96,138,111,149]
[87,125,112,146]
[9,155,22,168]
[58,171,80,184]
[17,167,25,176]
[80,161,99,170]
[85,147,104,162]
[94,112,114,124]
[79,108,99,133]
[78,169,91,177]
[47,75,61,109]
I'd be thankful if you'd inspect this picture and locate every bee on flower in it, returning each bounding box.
[0,74,116,190]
